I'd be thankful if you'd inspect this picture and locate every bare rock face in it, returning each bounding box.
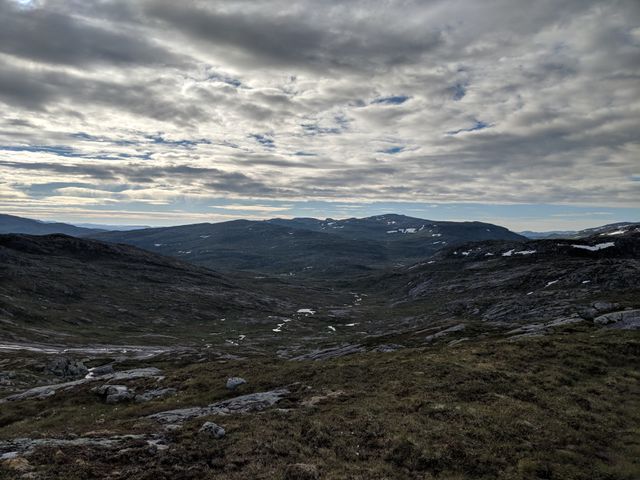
[199,422,225,439]
[593,309,640,325]
[149,388,290,424]
[595,309,640,330]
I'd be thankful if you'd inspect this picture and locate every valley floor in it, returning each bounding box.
[1,325,639,479]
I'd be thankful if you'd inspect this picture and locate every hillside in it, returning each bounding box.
[520,222,639,239]
[366,229,640,332]
[90,215,525,276]
[0,214,104,236]
[0,234,303,345]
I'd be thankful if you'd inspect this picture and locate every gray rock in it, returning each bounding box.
[95,384,134,404]
[372,344,403,353]
[46,357,88,378]
[199,422,225,439]
[594,309,640,325]
[425,324,465,342]
[0,435,147,457]
[592,301,619,313]
[135,388,176,403]
[291,344,365,361]
[1,367,162,403]
[149,388,290,424]
[604,310,640,330]
[88,364,115,377]
[226,377,247,391]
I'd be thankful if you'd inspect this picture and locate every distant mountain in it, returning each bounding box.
[90,214,526,276]
[0,213,105,236]
[520,222,639,239]
[0,234,294,344]
[73,223,150,231]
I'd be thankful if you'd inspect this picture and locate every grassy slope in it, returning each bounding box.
[1,326,639,479]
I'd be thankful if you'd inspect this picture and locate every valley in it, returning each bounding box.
[0,214,638,479]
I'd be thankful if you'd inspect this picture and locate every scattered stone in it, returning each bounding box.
[226,377,247,391]
[284,463,319,480]
[149,388,290,424]
[46,357,88,378]
[594,309,640,326]
[199,422,225,439]
[134,388,176,403]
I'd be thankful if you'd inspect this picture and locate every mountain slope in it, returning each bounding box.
[90,220,389,276]
[520,221,639,239]
[0,214,104,236]
[0,234,296,345]
[369,229,640,329]
[90,215,525,276]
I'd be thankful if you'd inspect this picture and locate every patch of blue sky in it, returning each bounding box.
[371,95,409,105]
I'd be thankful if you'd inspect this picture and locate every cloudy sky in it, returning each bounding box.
[0,0,638,231]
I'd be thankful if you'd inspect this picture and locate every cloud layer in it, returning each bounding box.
[0,0,638,225]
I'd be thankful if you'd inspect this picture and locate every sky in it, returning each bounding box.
[0,0,638,231]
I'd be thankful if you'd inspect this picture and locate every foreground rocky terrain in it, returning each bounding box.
[0,222,638,478]
[0,325,638,479]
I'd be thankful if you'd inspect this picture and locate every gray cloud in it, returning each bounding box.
[0,0,638,218]
[0,0,178,67]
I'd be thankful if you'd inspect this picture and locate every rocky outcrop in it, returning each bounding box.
[1,367,163,403]
[424,324,465,342]
[149,388,290,424]
[46,356,88,378]
[291,344,365,361]
[595,309,640,330]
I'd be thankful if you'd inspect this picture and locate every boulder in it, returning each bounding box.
[226,377,247,391]
[46,357,88,378]
[94,385,134,404]
[199,422,225,439]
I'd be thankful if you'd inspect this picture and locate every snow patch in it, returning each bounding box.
[571,242,615,251]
